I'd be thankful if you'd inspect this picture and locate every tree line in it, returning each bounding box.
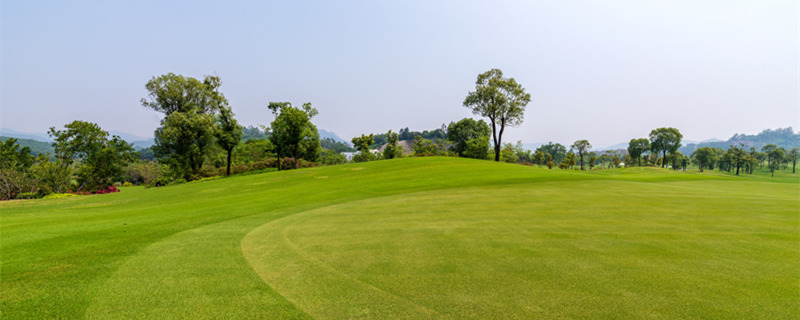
[1,69,796,200]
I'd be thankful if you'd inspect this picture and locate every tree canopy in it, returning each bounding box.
[649,127,683,168]
[215,106,243,176]
[692,147,717,172]
[447,118,490,159]
[0,138,34,170]
[269,102,320,170]
[382,130,403,160]
[49,121,135,191]
[463,69,531,161]
[142,73,235,179]
[536,142,567,165]
[627,138,650,167]
[570,140,591,171]
[351,134,376,163]
[153,111,215,177]
[141,73,227,116]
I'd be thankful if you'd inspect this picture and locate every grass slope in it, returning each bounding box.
[1,157,798,319]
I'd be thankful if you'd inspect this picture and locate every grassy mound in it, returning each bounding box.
[2,157,797,319]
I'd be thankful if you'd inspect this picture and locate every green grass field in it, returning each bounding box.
[2,157,798,319]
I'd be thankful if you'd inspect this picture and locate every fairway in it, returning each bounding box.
[2,157,798,319]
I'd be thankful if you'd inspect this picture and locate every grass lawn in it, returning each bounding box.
[2,157,798,319]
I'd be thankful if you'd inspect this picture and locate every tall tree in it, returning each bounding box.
[761,144,778,168]
[766,147,785,177]
[153,111,215,176]
[141,73,227,116]
[627,138,650,167]
[570,140,591,171]
[463,69,531,161]
[382,130,403,159]
[351,134,376,163]
[49,121,135,191]
[536,142,567,165]
[214,106,243,176]
[788,148,799,173]
[0,138,34,170]
[692,147,717,172]
[268,102,319,170]
[725,145,750,175]
[666,151,687,171]
[447,118,491,159]
[142,73,229,178]
[533,150,546,167]
[649,127,683,168]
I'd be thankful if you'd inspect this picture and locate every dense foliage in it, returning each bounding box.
[447,118,491,159]
[268,102,320,170]
[464,69,531,161]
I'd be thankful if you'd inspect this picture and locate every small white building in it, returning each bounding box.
[341,150,381,161]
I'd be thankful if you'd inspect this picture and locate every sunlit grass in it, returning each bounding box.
[2,157,797,319]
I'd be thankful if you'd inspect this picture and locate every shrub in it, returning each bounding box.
[44,193,76,199]
[92,186,120,194]
[124,161,162,185]
[44,193,79,199]
[122,182,133,187]
[197,166,219,179]
[229,164,249,175]
[0,168,41,200]
[145,177,171,188]
[249,159,272,170]
[16,192,44,200]
[172,178,187,185]
[188,176,221,184]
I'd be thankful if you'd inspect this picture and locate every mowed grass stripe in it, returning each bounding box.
[243,180,798,319]
[1,157,796,319]
[2,158,582,318]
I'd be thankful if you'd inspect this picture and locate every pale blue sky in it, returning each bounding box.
[3,0,798,147]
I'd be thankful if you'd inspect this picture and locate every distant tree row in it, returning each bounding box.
[692,144,798,176]
[5,68,796,200]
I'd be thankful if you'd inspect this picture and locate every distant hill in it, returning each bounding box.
[319,129,350,145]
[1,128,156,150]
[0,136,54,156]
[0,128,51,142]
[130,139,155,149]
[680,127,799,154]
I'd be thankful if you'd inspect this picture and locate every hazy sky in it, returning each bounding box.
[3,0,798,147]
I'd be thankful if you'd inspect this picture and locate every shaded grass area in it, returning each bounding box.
[1,157,798,319]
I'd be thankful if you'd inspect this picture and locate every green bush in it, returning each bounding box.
[172,178,187,185]
[43,193,78,199]
[145,177,172,188]
[15,192,44,200]
[188,176,221,184]
[122,182,134,187]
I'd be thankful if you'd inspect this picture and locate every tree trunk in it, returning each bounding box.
[662,150,667,168]
[699,162,704,172]
[226,149,232,176]
[735,164,740,175]
[793,160,796,173]
[490,118,499,161]
[580,154,585,171]
[496,119,506,162]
